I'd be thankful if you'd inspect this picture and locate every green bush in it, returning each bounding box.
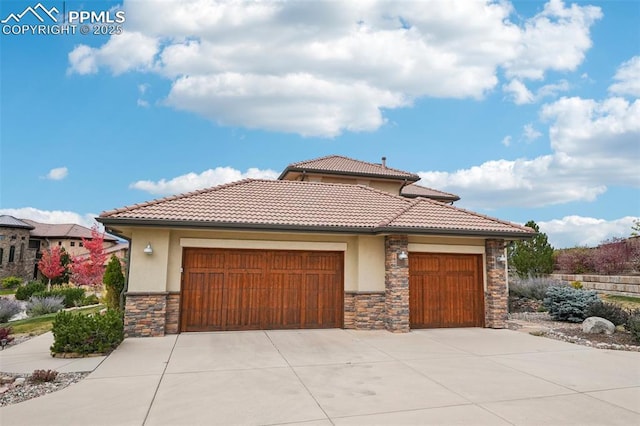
[51,310,124,355]
[81,294,100,306]
[15,281,46,301]
[1,276,22,289]
[543,286,599,322]
[585,301,630,326]
[103,256,125,310]
[34,287,85,308]
[627,310,640,344]
[26,296,65,317]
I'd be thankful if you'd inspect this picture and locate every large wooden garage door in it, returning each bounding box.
[180,248,343,332]
[410,253,484,328]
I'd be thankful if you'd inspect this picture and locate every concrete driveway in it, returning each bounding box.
[1,328,639,425]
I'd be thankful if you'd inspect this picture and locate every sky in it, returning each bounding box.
[0,0,638,249]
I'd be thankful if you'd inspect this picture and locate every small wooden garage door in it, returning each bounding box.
[409,253,484,328]
[180,248,343,332]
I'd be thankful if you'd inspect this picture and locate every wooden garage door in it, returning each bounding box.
[409,253,484,328]
[180,248,343,332]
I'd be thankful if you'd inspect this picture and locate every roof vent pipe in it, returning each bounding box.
[381,156,387,168]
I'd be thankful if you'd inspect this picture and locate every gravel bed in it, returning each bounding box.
[0,372,90,407]
[508,312,640,351]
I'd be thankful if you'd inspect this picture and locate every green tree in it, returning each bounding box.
[632,218,640,237]
[508,220,555,278]
[103,255,125,310]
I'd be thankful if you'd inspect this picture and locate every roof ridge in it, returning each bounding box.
[101,179,256,217]
[377,198,421,227]
[403,198,535,233]
[287,154,420,178]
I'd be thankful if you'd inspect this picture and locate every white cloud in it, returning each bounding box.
[608,56,640,97]
[538,215,639,248]
[137,99,149,107]
[45,167,68,180]
[130,167,279,195]
[0,207,98,229]
[503,79,570,104]
[501,135,512,147]
[419,95,640,208]
[66,0,601,137]
[522,123,542,141]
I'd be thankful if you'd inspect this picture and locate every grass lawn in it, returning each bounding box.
[0,288,17,296]
[1,305,105,335]
[601,294,640,310]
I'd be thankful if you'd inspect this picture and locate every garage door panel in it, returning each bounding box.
[410,253,484,328]
[181,248,342,331]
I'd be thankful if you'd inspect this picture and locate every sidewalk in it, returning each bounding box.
[0,333,106,374]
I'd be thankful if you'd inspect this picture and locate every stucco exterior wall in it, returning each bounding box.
[128,228,170,292]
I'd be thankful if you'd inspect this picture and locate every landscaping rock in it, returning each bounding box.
[13,377,26,386]
[0,376,15,385]
[582,316,615,335]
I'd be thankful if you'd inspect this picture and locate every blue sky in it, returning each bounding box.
[1,0,638,248]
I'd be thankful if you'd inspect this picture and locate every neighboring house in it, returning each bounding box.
[0,216,128,282]
[98,155,534,337]
[0,216,37,282]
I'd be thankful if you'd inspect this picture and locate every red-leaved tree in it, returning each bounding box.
[70,226,107,287]
[38,246,66,291]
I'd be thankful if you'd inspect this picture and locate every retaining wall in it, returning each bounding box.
[551,274,640,296]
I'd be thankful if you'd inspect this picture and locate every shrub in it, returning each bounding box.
[543,286,599,322]
[103,255,125,310]
[0,298,22,323]
[29,369,58,383]
[15,281,46,301]
[0,327,14,345]
[26,296,65,317]
[34,287,85,308]
[570,281,583,289]
[509,276,560,301]
[81,294,100,306]
[1,276,22,289]
[627,310,640,344]
[51,309,124,355]
[585,301,630,326]
[592,239,631,275]
[554,248,594,274]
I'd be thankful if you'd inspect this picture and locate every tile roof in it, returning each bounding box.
[21,219,118,242]
[278,155,420,181]
[401,184,460,202]
[99,179,533,237]
[0,215,34,230]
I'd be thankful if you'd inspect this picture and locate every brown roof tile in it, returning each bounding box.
[22,219,118,241]
[401,184,460,202]
[278,155,420,181]
[100,179,533,237]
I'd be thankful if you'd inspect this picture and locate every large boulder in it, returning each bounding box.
[582,317,615,335]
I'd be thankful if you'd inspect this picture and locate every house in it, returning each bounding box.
[0,216,37,282]
[0,216,128,282]
[98,155,534,337]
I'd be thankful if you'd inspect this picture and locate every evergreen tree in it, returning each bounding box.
[103,255,125,310]
[508,220,555,278]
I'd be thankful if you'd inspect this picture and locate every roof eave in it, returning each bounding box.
[98,217,534,239]
[278,167,420,182]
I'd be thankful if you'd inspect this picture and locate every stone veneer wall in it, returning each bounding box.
[165,292,181,334]
[124,293,168,337]
[384,235,410,333]
[484,239,507,328]
[344,292,386,329]
[0,227,37,282]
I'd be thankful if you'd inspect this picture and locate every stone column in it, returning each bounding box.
[485,239,507,328]
[124,292,168,337]
[384,235,410,333]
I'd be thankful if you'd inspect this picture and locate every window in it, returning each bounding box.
[0,235,5,240]
[79,242,83,247]
[8,246,15,263]
[28,239,40,250]
[58,241,62,246]
[70,241,76,247]
[0,247,3,264]
[19,243,24,261]
[10,234,16,241]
